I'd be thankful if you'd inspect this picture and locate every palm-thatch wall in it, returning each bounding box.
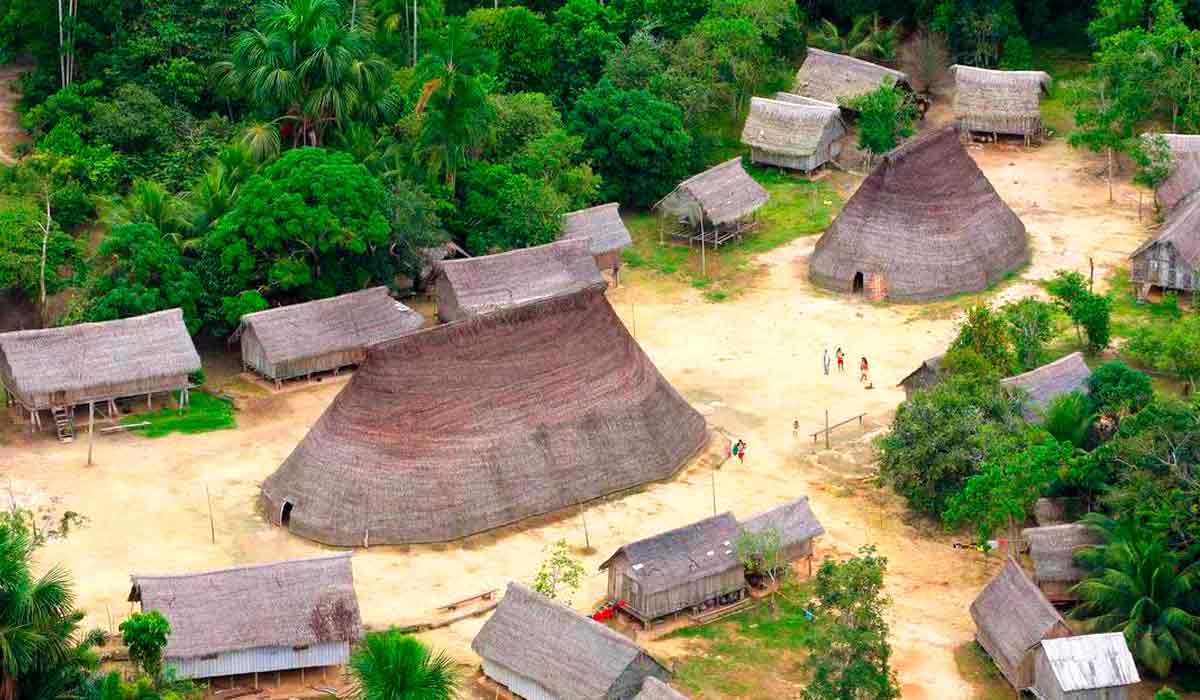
[1021,523,1103,603]
[654,158,769,246]
[260,285,707,546]
[561,202,633,276]
[0,309,200,412]
[235,287,424,382]
[809,125,1029,301]
[950,65,1052,140]
[793,48,910,106]
[1001,352,1091,422]
[741,96,847,172]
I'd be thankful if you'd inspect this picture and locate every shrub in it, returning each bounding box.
[998,35,1034,69]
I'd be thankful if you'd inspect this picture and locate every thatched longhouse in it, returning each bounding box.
[128,553,362,680]
[1001,352,1091,422]
[634,677,690,700]
[599,513,746,627]
[472,583,670,700]
[561,202,633,280]
[654,158,769,247]
[950,65,1052,140]
[898,353,945,400]
[1030,634,1140,700]
[793,48,910,105]
[235,287,424,383]
[970,560,1072,690]
[433,239,603,322]
[0,309,200,429]
[741,96,847,172]
[741,495,825,563]
[1022,523,1103,603]
[260,286,706,546]
[809,125,1029,301]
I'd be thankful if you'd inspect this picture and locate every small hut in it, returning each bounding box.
[1131,195,1200,300]
[472,583,670,700]
[653,159,769,248]
[599,513,746,628]
[433,239,603,322]
[898,353,945,400]
[970,560,1073,690]
[1022,523,1103,603]
[741,496,825,566]
[949,65,1052,143]
[793,48,911,106]
[1034,497,1085,527]
[234,287,424,384]
[0,309,201,438]
[634,677,690,700]
[1001,352,1091,422]
[561,202,633,283]
[809,125,1029,301]
[1030,634,1140,700]
[128,553,362,681]
[741,96,847,173]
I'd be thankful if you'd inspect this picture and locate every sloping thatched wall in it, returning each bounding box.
[561,203,633,271]
[1131,193,1200,294]
[654,158,769,231]
[633,677,689,700]
[950,65,1052,138]
[793,48,910,105]
[809,126,1029,301]
[1001,352,1091,422]
[741,96,847,172]
[260,285,707,546]
[1021,524,1103,603]
[0,309,201,410]
[970,560,1072,689]
[237,287,424,381]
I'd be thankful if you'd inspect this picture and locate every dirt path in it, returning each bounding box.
[0,61,32,164]
[0,138,1154,698]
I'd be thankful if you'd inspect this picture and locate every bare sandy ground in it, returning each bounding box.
[0,61,31,164]
[0,139,1156,698]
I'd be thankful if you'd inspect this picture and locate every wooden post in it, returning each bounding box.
[824,409,830,449]
[699,217,707,278]
[147,393,152,411]
[580,502,590,550]
[206,485,215,544]
[86,402,94,467]
[1089,257,1095,292]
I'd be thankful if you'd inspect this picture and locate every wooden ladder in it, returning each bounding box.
[50,406,74,443]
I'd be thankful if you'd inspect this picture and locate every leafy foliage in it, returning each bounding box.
[348,630,459,700]
[1040,391,1092,448]
[0,206,79,299]
[532,539,585,604]
[1001,298,1054,371]
[119,611,171,683]
[1087,361,1153,418]
[950,304,1015,376]
[85,223,204,333]
[1126,315,1200,393]
[848,82,919,160]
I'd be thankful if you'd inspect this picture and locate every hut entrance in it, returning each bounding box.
[852,272,864,295]
[280,501,293,527]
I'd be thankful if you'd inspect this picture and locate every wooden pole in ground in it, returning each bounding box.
[1089,257,1095,292]
[824,409,830,450]
[206,485,215,544]
[580,502,590,551]
[86,402,94,466]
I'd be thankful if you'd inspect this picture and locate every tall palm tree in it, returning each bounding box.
[107,180,195,243]
[1072,515,1200,677]
[808,13,900,62]
[348,630,458,700]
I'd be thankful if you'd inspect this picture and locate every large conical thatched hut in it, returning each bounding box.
[950,65,1052,142]
[741,96,847,172]
[260,285,707,546]
[653,159,769,247]
[809,126,1029,301]
[793,48,910,106]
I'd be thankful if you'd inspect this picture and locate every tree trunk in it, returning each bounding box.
[1107,147,1114,204]
[39,189,51,328]
[412,0,419,66]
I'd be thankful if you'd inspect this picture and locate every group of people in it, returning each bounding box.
[822,347,870,385]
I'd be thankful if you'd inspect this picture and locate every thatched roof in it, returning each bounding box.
[472,583,667,700]
[950,65,1051,123]
[970,560,1070,687]
[236,287,423,365]
[741,96,846,158]
[561,202,632,257]
[634,677,689,700]
[129,553,361,659]
[1036,634,1140,692]
[1133,192,1200,269]
[898,353,945,388]
[654,158,769,226]
[0,309,200,402]
[1156,152,1200,213]
[809,126,1029,300]
[435,239,604,318]
[742,496,824,549]
[793,48,909,105]
[1022,523,1103,584]
[1001,352,1091,421]
[600,513,741,595]
[261,286,706,546]
[772,92,841,109]
[1034,497,1083,527]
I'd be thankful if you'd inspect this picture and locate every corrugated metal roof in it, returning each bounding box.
[1039,633,1140,691]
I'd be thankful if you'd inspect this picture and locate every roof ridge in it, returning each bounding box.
[506,582,643,652]
[438,238,588,269]
[0,308,183,341]
[751,95,839,115]
[240,287,390,321]
[564,202,620,217]
[131,552,352,582]
[807,47,905,76]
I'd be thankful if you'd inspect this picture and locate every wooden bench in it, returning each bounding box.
[437,588,498,613]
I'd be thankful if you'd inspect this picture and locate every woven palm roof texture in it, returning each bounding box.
[634,677,690,700]
[1001,351,1091,421]
[655,158,769,226]
[793,48,909,104]
[1021,523,1102,584]
[950,65,1051,122]
[741,96,846,158]
[1133,191,1200,268]
[561,202,633,256]
[599,513,741,595]
[0,309,200,399]
[741,495,825,549]
[260,285,706,546]
[969,559,1069,687]
[237,287,423,365]
[129,553,361,659]
[772,91,842,109]
[809,125,1030,300]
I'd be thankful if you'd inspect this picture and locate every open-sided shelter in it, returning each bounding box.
[128,553,362,680]
[234,287,423,384]
[1022,523,1103,603]
[599,513,746,627]
[1001,352,1091,422]
[809,125,1029,301]
[898,353,945,400]
[561,202,633,282]
[1030,634,1140,700]
[433,239,603,322]
[261,285,707,546]
[792,48,910,106]
[741,495,825,564]
[950,65,1052,142]
[0,309,200,434]
[741,96,847,172]
[970,560,1073,690]
[472,583,670,700]
[634,678,690,700]
[653,158,769,248]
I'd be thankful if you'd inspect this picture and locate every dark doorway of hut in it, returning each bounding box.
[280,501,293,527]
[852,272,864,295]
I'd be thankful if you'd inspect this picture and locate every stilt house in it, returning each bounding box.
[792,48,910,106]
[741,96,847,172]
[1022,523,1103,603]
[949,65,1052,142]
[653,158,769,248]
[740,495,825,565]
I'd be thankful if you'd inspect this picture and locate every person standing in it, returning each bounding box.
[822,348,831,375]
[736,440,747,463]
[860,356,869,383]
[836,347,845,372]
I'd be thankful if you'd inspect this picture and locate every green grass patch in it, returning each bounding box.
[1034,45,1092,138]
[953,642,1013,700]
[1106,268,1187,338]
[122,390,236,437]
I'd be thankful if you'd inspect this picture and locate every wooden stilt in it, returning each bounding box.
[147,393,152,411]
[86,402,94,467]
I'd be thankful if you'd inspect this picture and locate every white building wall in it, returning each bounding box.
[166,641,350,680]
